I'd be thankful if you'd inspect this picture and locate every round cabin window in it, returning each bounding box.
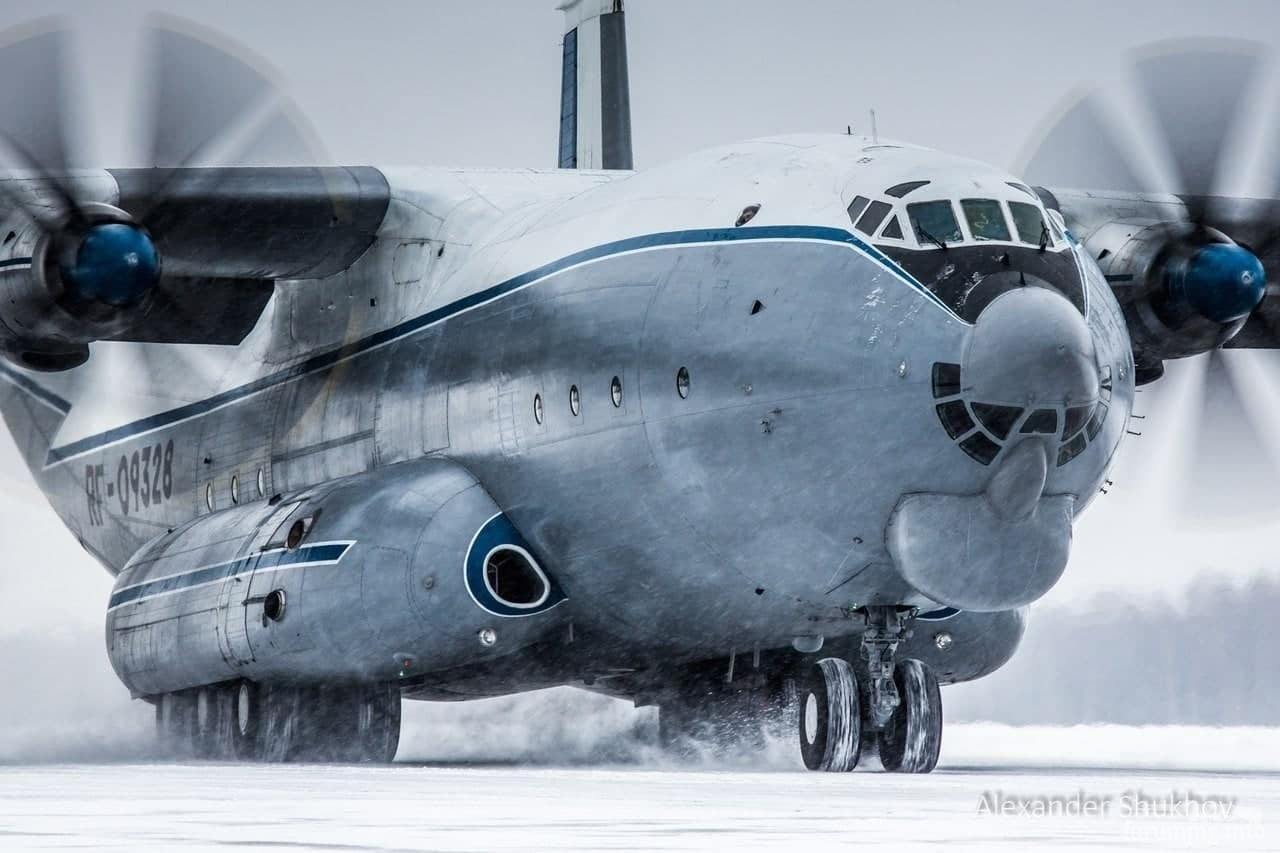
[569,385,580,416]
[676,366,690,399]
[611,376,623,408]
[230,473,240,505]
[205,483,214,512]
[484,546,550,609]
[533,393,544,425]
[256,468,266,498]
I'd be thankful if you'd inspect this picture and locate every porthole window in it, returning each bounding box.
[534,393,544,425]
[676,367,690,399]
[205,483,214,512]
[569,385,580,416]
[611,376,623,408]
[230,473,240,505]
[256,468,266,498]
[484,546,550,608]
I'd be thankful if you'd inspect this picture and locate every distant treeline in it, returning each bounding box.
[946,575,1280,726]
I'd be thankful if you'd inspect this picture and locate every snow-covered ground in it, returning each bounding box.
[1,722,1277,851]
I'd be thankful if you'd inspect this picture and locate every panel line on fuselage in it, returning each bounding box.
[28,225,958,468]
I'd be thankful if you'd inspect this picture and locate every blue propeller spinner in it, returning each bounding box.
[63,222,160,307]
[1166,242,1267,324]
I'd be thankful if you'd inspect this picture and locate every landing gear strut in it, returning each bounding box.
[154,681,401,763]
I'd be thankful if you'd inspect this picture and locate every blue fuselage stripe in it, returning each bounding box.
[0,257,33,270]
[29,225,949,466]
[107,542,351,609]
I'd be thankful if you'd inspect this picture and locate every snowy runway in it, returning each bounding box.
[1,724,1277,851]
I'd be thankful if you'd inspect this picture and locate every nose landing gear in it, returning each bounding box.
[794,606,944,773]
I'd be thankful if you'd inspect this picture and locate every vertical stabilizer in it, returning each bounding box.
[557,0,633,170]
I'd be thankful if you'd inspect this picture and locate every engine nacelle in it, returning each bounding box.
[1037,189,1267,383]
[0,203,160,371]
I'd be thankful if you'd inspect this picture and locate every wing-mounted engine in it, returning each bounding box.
[0,19,389,372]
[0,201,160,370]
[1021,39,1280,383]
[1038,190,1267,383]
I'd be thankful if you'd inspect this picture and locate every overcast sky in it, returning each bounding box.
[3,0,1280,639]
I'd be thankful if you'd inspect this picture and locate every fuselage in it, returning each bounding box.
[0,134,1134,694]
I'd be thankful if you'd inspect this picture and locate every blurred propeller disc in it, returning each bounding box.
[0,14,331,516]
[1176,350,1280,526]
[1020,38,1280,525]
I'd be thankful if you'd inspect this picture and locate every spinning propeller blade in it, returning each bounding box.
[0,15,332,511]
[1021,39,1280,524]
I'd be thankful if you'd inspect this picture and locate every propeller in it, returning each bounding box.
[0,15,329,505]
[0,16,325,314]
[1019,39,1280,525]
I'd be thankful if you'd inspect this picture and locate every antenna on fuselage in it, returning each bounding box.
[870,109,878,144]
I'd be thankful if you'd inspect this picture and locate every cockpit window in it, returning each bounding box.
[886,180,930,198]
[907,201,963,247]
[880,215,903,240]
[960,199,1011,242]
[847,196,870,225]
[855,200,892,236]
[1009,201,1050,247]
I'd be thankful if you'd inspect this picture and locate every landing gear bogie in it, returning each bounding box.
[152,680,401,764]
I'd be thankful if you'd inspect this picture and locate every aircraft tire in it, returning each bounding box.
[877,658,942,774]
[229,680,261,760]
[797,657,861,772]
[256,684,303,762]
[155,691,194,758]
[353,685,401,763]
[192,686,221,759]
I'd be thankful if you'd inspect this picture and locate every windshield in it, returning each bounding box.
[908,201,963,246]
[961,199,1011,242]
[1009,201,1049,246]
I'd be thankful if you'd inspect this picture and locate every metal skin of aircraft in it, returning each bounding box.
[0,4,1276,772]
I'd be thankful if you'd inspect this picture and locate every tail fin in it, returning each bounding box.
[557,0,633,170]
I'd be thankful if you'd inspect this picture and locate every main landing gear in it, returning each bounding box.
[797,606,943,773]
[155,681,401,763]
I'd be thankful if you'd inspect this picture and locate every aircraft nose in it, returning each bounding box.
[895,286,1099,611]
[965,285,1098,412]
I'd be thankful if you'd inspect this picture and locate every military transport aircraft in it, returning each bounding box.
[1,1,1276,772]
